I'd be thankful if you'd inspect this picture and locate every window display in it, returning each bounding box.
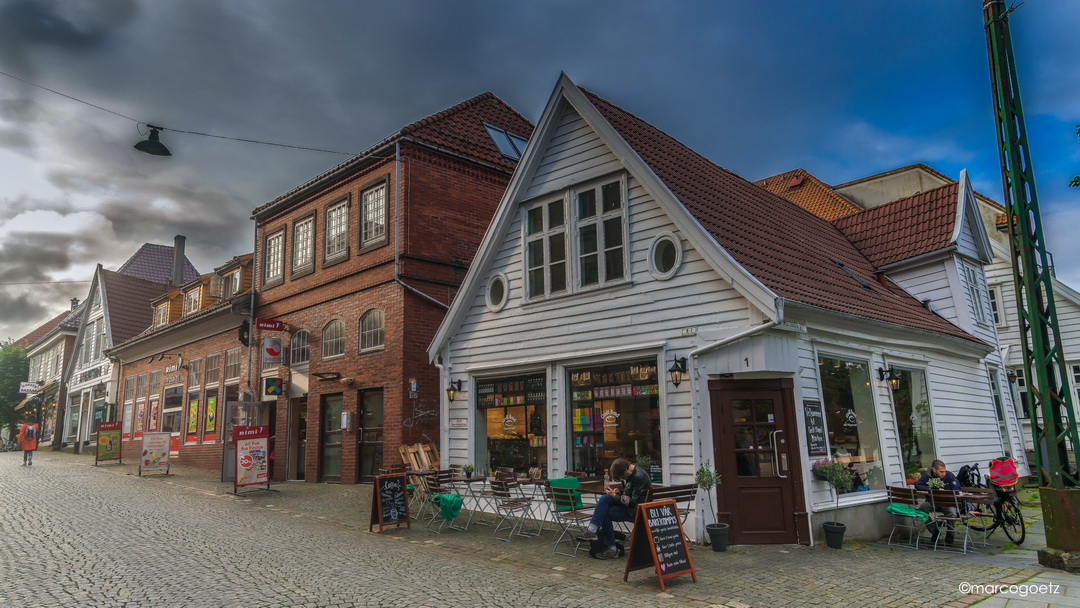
[818,356,884,492]
[568,360,661,478]
[892,368,936,483]
[478,373,546,477]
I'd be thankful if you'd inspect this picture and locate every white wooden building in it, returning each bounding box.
[429,75,1014,545]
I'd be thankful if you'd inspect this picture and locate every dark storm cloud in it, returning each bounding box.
[0,0,138,49]
[0,234,72,282]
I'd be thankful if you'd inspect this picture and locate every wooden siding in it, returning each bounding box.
[523,100,622,201]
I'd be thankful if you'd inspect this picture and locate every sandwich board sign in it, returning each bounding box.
[623,500,696,591]
[139,432,171,475]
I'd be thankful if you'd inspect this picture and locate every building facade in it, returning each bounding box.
[252,92,533,484]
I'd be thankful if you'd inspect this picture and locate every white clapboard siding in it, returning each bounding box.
[887,262,958,322]
[523,100,622,201]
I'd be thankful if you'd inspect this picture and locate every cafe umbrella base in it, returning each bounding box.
[706,523,729,552]
[822,521,846,549]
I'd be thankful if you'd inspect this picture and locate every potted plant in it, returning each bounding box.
[636,454,659,483]
[696,460,728,551]
[811,458,854,548]
[462,463,475,478]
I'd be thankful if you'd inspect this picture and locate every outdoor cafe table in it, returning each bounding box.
[448,475,489,529]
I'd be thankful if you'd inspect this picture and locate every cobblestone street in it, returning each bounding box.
[0,451,1071,608]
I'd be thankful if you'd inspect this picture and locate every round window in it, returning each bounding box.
[649,233,682,280]
[487,274,508,312]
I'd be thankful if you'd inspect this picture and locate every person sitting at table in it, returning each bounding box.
[575,457,652,559]
[914,459,962,545]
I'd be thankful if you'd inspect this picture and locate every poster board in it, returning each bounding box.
[623,500,696,591]
[95,421,122,465]
[369,473,410,532]
[234,425,271,492]
[139,432,171,475]
[803,399,827,456]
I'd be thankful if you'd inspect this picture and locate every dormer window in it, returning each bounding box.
[154,303,169,327]
[222,271,241,299]
[484,123,528,161]
[183,288,201,316]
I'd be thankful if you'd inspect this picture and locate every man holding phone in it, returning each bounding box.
[576,457,652,559]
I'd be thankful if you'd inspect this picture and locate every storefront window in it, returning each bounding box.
[818,355,884,492]
[477,373,547,477]
[567,359,661,479]
[891,367,936,482]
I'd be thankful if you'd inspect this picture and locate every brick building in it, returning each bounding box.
[108,253,254,472]
[252,92,532,484]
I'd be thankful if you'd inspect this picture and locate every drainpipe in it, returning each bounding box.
[394,142,401,279]
[687,314,780,541]
[433,349,448,469]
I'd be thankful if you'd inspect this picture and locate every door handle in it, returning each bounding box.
[772,430,788,478]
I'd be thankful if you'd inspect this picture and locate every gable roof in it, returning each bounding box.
[832,182,959,268]
[117,243,200,285]
[579,86,981,344]
[99,269,170,345]
[755,168,862,220]
[15,310,70,349]
[253,92,533,219]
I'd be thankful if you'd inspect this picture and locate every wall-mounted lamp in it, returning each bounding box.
[446,380,463,402]
[877,367,901,391]
[668,355,688,388]
[340,377,355,386]
[148,353,182,364]
[313,371,341,381]
[134,124,172,157]
[1006,370,1017,384]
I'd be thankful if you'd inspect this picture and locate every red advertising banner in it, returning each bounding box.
[255,318,286,331]
[234,425,270,491]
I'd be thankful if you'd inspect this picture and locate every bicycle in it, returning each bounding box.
[0,438,18,452]
[965,478,1025,544]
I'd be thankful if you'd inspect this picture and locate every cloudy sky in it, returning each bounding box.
[1,0,1078,342]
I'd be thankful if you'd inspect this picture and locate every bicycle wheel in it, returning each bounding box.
[1001,498,1025,544]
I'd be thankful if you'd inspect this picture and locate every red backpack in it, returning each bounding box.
[988,457,1018,487]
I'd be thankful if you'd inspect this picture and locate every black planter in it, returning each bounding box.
[822,521,846,549]
[706,523,729,552]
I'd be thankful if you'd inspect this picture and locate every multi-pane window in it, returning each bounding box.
[989,369,1011,456]
[989,286,1005,327]
[293,216,314,270]
[264,231,285,283]
[1014,368,1027,418]
[187,358,203,387]
[525,200,567,298]
[964,264,988,324]
[205,353,221,385]
[322,320,345,358]
[222,271,241,299]
[326,200,349,259]
[136,373,148,399]
[183,288,201,316]
[154,304,169,327]
[94,318,105,360]
[360,310,384,351]
[290,330,310,365]
[124,377,135,403]
[576,180,626,288]
[361,185,387,247]
[148,370,162,399]
[224,348,241,381]
[483,123,529,161]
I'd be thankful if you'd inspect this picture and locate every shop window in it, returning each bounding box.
[567,360,662,479]
[161,386,183,434]
[186,391,200,443]
[477,373,548,477]
[818,355,884,492]
[202,387,219,442]
[891,367,937,483]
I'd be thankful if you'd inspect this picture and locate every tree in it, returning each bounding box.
[0,340,29,437]
[1072,124,1080,188]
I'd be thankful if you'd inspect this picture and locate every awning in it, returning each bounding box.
[15,394,36,410]
[14,381,58,410]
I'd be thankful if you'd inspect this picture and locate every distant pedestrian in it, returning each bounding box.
[18,416,39,466]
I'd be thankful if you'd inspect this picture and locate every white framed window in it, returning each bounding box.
[187,358,203,387]
[964,263,988,324]
[224,348,241,381]
[290,330,310,365]
[148,370,162,399]
[154,304,169,327]
[988,285,1004,327]
[222,271,241,299]
[360,310,384,351]
[486,273,509,312]
[325,200,349,259]
[361,184,387,248]
[648,232,682,280]
[183,288,201,316]
[322,320,345,358]
[524,199,567,299]
[205,353,221,385]
[575,178,626,289]
[264,230,285,284]
[293,216,314,271]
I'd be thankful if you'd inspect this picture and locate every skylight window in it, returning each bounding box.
[484,123,528,161]
[831,259,877,293]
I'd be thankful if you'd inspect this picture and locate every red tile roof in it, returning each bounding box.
[581,90,981,344]
[15,310,69,348]
[755,169,862,220]
[100,270,170,346]
[118,243,200,285]
[832,183,958,268]
[253,92,534,217]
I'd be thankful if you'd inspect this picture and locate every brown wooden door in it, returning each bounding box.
[710,379,798,544]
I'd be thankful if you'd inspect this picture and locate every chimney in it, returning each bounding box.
[173,235,187,287]
[70,297,79,310]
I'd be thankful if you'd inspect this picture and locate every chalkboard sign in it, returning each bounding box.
[803,399,827,456]
[369,473,410,532]
[623,500,696,591]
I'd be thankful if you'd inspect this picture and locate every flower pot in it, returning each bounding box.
[465,471,472,478]
[706,523,729,552]
[812,470,827,481]
[822,521,846,549]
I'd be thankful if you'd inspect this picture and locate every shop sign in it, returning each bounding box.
[262,337,282,364]
[450,418,468,429]
[264,377,283,396]
[601,409,621,427]
[20,382,40,394]
[255,318,286,331]
[96,421,122,464]
[802,399,827,456]
[234,425,270,488]
[139,432,171,474]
